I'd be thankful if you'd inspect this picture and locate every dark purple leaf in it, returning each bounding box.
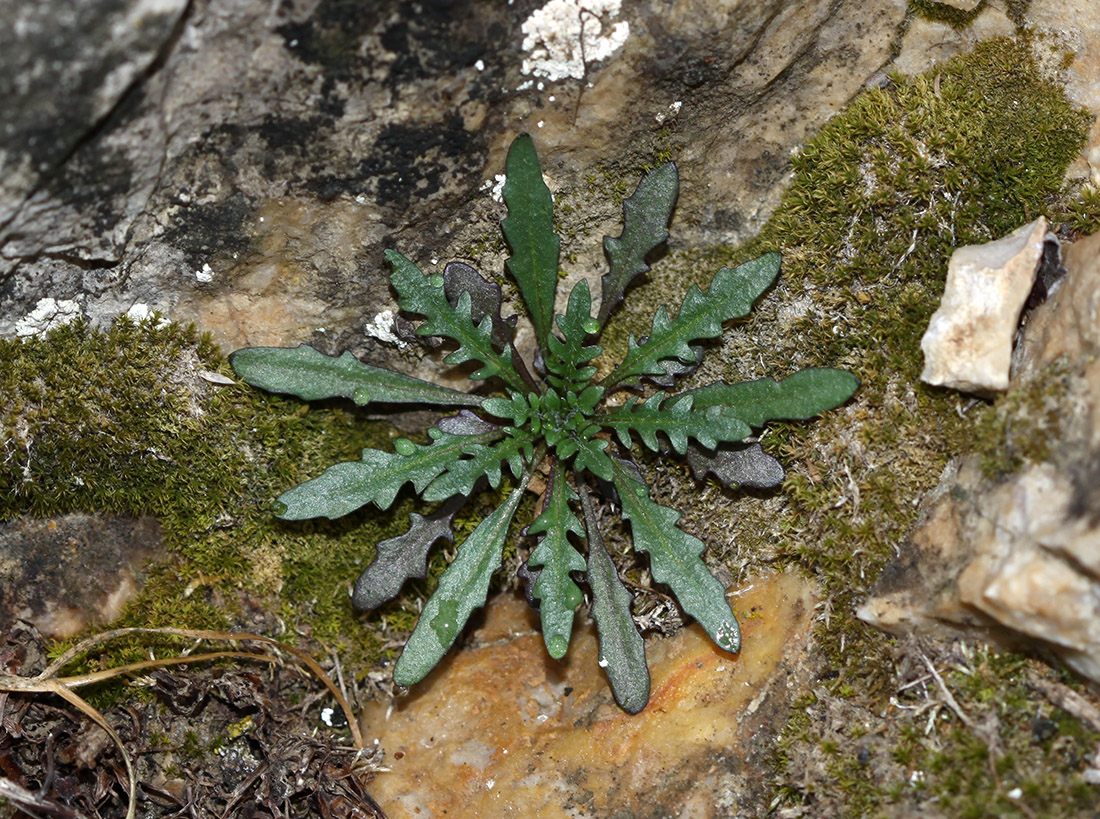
[443,261,517,348]
[686,442,785,489]
[352,495,466,610]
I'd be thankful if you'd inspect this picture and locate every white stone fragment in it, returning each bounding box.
[519,0,629,83]
[15,297,82,337]
[196,263,214,283]
[364,309,406,348]
[487,173,507,203]
[920,217,1051,395]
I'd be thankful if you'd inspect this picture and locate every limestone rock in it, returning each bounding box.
[0,514,162,639]
[920,217,1055,395]
[0,0,909,355]
[891,6,1013,78]
[861,232,1100,683]
[0,0,189,228]
[362,572,817,818]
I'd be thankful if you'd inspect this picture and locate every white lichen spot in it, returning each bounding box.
[196,263,214,283]
[125,303,171,328]
[15,298,82,338]
[519,0,629,83]
[482,173,507,203]
[364,309,407,348]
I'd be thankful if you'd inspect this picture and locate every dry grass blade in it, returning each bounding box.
[0,625,368,819]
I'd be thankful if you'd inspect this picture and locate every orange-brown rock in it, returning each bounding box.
[361,571,816,818]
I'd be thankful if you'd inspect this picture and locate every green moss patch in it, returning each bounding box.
[1,316,416,670]
[596,35,1092,814]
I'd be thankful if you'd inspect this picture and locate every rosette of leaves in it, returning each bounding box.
[230,135,857,713]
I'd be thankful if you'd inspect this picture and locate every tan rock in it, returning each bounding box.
[1014,230,1100,376]
[891,6,1013,77]
[920,217,1053,395]
[862,231,1100,683]
[362,571,817,818]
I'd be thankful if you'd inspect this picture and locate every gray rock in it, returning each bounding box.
[0,513,163,639]
[0,0,909,365]
[0,0,188,228]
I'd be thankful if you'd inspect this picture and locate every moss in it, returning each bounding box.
[0,316,425,672]
[969,365,1072,479]
[1059,183,1100,238]
[909,0,988,29]
[885,650,1100,818]
[584,35,1093,815]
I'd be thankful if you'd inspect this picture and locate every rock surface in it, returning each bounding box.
[861,231,1100,681]
[0,514,162,638]
[0,0,909,354]
[362,571,816,817]
[920,217,1055,395]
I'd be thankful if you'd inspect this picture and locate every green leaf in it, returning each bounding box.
[683,368,859,427]
[480,391,534,427]
[502,134,561,353]
[571,435,613,481]
[421,430,536,501]
[596,392,752,454]
[386,250,526,392]
[526,459,586,658]
[602,252,781,390]
[275,427,501,520]
[393,470,533,686]
[229,344,483,408]
[599,162,678,326]
[546,279,602,392]
[352,496,465,611]
[578,478,649,714]
[611,459,740,655]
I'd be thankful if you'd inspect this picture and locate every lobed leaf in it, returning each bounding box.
[443,261,517,349]
[387,250,526,392]
[229,344,483,408]
[352,495,466,611]
[393,470,534,686]
[596,392,752,454]
[501,134,561,353]
[571,435,614,481]
[546,279,602,392]
[686,442,785,489]
[602,252,781,390]
[611,459,741,655]
[683,368,860,427]
[645,343,703,389]
[578,479,649,713]
[599,162,679,326]
[421,430,536,501]
[526,459,586,658]
[275,427,501,520]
